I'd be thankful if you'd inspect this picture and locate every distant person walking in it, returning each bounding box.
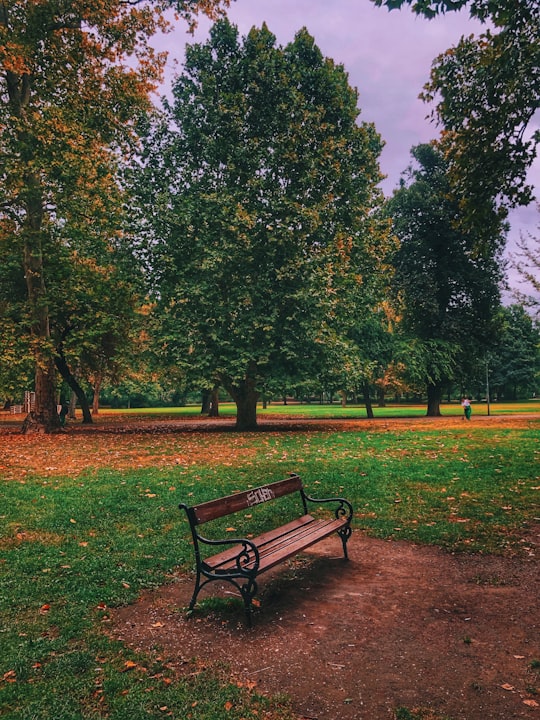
[461,397,472,421]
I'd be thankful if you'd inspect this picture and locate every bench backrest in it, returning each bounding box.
[188,473,304,525]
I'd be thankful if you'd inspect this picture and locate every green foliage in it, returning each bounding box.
[134,19,385,428]
[372,0,540,238]
[371,0,538,25]
[488,304,540,399]
[0,0,230,428]
[423,18,540,234]
[387,144,504,411]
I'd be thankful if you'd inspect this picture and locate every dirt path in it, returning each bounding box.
[111,530,539,720]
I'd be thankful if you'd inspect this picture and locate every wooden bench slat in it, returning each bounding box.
[256,517,348,572]
[191,474,303,524]
[205,516,347,574]
[202,515,315,570]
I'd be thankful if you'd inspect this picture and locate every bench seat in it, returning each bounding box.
[204,514,350,574]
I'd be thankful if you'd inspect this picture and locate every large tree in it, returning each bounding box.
[373,0,540,239]
[387,143,504,415]
[138,20,384,429]
[0,0,228,432]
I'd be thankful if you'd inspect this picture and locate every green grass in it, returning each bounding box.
[1,421,539,719]
[100,399,540,419]
[1,400,538,432]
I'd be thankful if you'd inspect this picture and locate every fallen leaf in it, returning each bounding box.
[122,660,138,671]
[501,683,515,691]
[224,701,233,711]
[225,527,236,532]
[39,604,50,614]
[523,699,539,707]
[151,622,164,628]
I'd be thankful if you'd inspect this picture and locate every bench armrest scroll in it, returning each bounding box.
[196,533,261,575]
[302,492,353,523]
[180,502,260,574]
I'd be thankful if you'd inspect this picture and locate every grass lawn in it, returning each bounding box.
[98,399,540,420]
[1,417,538,719]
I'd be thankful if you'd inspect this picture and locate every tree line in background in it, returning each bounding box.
[1,0,539,431]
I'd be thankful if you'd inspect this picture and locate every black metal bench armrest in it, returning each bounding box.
[302,493,354,522]
[197,533,261,575]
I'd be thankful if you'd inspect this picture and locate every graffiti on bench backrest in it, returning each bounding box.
[246,487,275,507]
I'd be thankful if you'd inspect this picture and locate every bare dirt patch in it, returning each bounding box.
[111,530,539,720]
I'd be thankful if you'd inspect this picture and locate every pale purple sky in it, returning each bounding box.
[156,0,539,294]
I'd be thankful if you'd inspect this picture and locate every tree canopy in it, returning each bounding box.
[135,20,386,429]
[0,0,229,431]
[372,0,540,238]
[387,143,505,414]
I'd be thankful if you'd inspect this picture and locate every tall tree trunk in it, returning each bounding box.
[22,356,62,434]
[69,390,77,419]
[340,389,347,408]
[225,372,259,431]
[10,63,60,433]
[54,352,93,423]
[201,389,211,415]
[92,374,102,415]
[209,387,219,417]
[363,381,374,419]
[426,382,442,417]
[21,175,61,433]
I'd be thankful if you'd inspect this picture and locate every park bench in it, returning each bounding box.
[179,473,353,625]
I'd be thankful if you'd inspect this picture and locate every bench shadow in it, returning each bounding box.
[187,553,352,630]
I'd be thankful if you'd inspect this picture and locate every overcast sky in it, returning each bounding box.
[156,0,539,293]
